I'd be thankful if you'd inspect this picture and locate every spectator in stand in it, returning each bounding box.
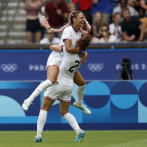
[113,0,138,16]
[40,29,61,44]
[140,0,147,10]
[92,0,109,24]
[67,2,76,12]
[38,2,46,39]
[72,0,92,24]
[88,31,100,43]
[109,13,123,42]
[128,0,139,15]
[93,11,103,38]
[121,8,144,42]
[139,7,147,28]
[23,0,45,43]
[138,7,147,40]
[45,0,69,38]
[127,0,140,11]
[99,24,117,43]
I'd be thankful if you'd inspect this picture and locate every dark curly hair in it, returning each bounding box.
[76,36,89,51]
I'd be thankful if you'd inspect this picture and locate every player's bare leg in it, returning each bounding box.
[47,65,59,83]
[73,70,91,115]
[35,96,55,142]
[22,66,59,111]
[60,101,85,142]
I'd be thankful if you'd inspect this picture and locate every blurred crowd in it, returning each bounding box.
[23,0,147,44]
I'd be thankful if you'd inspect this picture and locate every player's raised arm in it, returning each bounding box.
[65,40,80,53]
[79,19,91,35]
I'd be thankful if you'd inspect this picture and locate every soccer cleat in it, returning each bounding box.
[22,98,32,111]
[75,130,85,142]
[35,134,42,142]
[73,102,91,115]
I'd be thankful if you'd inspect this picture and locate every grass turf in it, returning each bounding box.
[0,130,147,147]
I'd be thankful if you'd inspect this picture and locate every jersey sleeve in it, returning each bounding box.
[61,27,72,42]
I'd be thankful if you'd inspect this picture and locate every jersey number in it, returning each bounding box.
[68,60,80,73]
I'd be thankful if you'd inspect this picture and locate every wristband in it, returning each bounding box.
[79,50,84,54]
[61,46,63,52]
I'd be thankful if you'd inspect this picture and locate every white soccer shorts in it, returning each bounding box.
[44,82,73,103]
[47,51,62,67]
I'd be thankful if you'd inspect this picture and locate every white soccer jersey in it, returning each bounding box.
[59,25,81,47]
[47,25,81,67]
[57,46,81,86]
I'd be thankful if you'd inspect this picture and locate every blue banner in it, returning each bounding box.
[1,81,147,130]
[0,49,147,81]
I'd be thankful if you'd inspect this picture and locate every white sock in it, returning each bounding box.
[37,110,48,136]
[76,84,86,105]
[28,79,52,102]
[63,112,81,133]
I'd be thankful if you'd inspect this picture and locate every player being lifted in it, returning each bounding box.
[22,11,91,114]
[35,35,90,142]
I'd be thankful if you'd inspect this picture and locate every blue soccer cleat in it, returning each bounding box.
[35,134,42,142]
[75,130,85,142]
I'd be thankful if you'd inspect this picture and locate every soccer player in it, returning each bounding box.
[22,11,91,114]
[35,35,90,142]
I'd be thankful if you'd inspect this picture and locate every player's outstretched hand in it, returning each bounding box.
[40,15,50,29]
[81,51,88,63]
[84,19,91,32]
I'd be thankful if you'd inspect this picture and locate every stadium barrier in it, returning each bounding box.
[0,80,147,130]
[0,49,147,80]
[0,47,147,130]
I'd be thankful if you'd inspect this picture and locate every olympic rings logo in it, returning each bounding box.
[88,63,104,72]
[1,64,17,72]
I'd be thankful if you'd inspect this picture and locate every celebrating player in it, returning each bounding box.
[35,35,90,142]
[22,11,91,114]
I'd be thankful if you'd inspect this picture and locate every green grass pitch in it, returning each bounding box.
[0,130,147,147]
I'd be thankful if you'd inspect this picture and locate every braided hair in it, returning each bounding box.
[41,11,91,35]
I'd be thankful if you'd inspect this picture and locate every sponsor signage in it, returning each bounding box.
[0,49,147,80]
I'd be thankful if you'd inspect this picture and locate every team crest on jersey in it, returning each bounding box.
[69,62,74,64]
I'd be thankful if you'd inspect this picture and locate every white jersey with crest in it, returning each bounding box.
[59,25,81,47]
[47,25,81,67]
[57,46,81,87]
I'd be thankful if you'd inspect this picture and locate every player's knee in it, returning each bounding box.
[82,80,86,86]
[78,80,86,86]
[60,110,68,117]
[48,78,56,84]
[41,104,50,112]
